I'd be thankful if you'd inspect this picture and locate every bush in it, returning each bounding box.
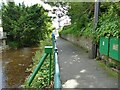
[8,41,20,49]
[24,39,54,88]
[2,2,53,48]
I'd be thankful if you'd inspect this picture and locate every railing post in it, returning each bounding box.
[28,46,53,86]
[44,46,53,85]
[28,53,48,86]
[49,53,52,85]
[52,33,55,48]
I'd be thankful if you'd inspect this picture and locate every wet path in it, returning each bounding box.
[57,37,118,88]
[2,47,38,88]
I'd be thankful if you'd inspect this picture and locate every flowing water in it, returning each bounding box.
[1,47,38,88]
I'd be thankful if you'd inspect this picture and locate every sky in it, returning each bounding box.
[1,0,71,29]
[2,0,53,11]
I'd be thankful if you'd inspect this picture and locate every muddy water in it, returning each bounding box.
[2,47,38,88]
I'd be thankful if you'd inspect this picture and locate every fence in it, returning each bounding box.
[28,36,61,89]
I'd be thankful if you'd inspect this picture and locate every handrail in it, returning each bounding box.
[28,46,53,86]
[28,53,48,86]
[28,35,61,88]
[52,36,61,89]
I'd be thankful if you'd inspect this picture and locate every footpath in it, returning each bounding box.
[56,37,118,88]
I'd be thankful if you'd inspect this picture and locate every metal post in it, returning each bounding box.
[94,0,99,29]
[52,33,55,48]
[28,53,48,86]
[90,0,99,59]
[49,53,52,85]
[52,37,55,48]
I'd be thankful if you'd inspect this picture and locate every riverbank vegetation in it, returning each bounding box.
[23,39,54,88]
[60,2,119,43]
[2,2,55,88]
[2,2,53,48]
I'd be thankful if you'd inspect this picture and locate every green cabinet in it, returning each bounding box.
[99,37,120,62]
[99,37,109,56]
[109,37,120,62]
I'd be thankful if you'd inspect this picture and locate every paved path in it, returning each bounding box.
[56,37,118,88]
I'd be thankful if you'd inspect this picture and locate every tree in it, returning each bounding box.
[2,2,53,48]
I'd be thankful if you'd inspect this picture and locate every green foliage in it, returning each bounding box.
[2,2,53,48]
[97,60,118,78]
[96,3,120,38]
[24,39,54,88]
[8,41,20,49]
[68,2,94,24]
[60,2,119,43]
[60,2,94,37]
[60,24,78,36]
[39,39,52,51]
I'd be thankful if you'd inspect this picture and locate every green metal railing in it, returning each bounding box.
[52,36,61,89]
[28,53,48,86]
[28,35,61,89]
[28,46,53,86]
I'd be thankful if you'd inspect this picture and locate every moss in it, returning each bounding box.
[97,61,118,78]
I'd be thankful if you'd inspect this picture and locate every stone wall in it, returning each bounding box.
[60,34,93,51]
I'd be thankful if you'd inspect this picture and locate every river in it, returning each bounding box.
[1,47,38,88]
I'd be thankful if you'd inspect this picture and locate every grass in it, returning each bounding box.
[97,60,118,78]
